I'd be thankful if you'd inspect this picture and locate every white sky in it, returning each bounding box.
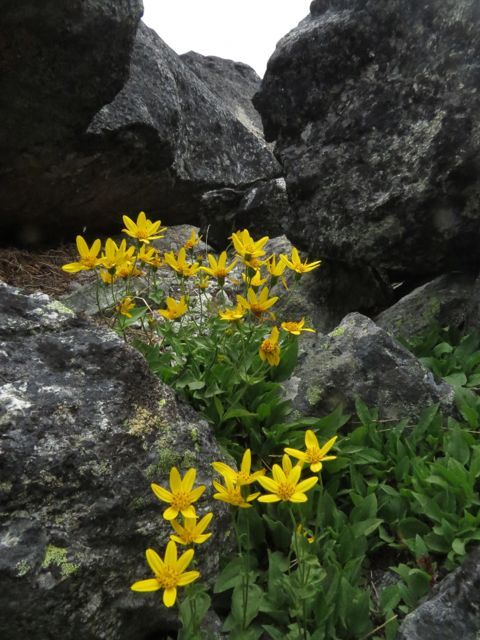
[142,0,312,77]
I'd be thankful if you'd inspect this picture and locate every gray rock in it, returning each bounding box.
[285,313,455,420]
[264,236,393,333]
[180,51,265,141]
[254,0,480,276]
[376,272,477,338]
[0,282,232,640]
[1,22,285,247]
[397,548,480,640]
[0,0,143,156]
[465,275,480,333]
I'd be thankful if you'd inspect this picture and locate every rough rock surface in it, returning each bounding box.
[397,548,480,640]
[0,281,231,640]
[285,313,455,420]
[254,0,480,276]
[1,20,285,247]
[265,236,393,333]
[376,272,477,338]
[0,0,143,155]
[180,51,265,141]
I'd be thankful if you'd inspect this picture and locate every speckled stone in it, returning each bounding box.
[0,281,232,640]
[254,0,480,276]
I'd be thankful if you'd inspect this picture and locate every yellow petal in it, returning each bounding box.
[257,476,279,492]
[258,494,281,503]
[289,493,309,503]
[296,477,318,493]
[164,540,178,566]
[151,483,172,503]
[189,485,206,502]
[163,587,177,607]
[212,462,237,482]
[305,430,319,449]
[197,512,213,532]
[130,579,161,592]
[146,548,164,575]
[272,464,286,484]
[181,505,197,519]
[76,235,89,257]
[241,449,251,475]
[182,468,196,492]
[318,436,338,456]
[177,548,195,573]
[177,570,200,586]
[61,262,85,273]
[284,448,306,461]
[170,467,182,492]
[163,506,179,520]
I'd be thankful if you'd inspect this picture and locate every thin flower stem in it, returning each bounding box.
[359,615,398,640]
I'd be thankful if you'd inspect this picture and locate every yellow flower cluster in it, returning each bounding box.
[131,467,212,607]
[131,430,337,608]
[61,214,321,364]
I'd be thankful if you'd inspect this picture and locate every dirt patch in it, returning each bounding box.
[0,245,93,297]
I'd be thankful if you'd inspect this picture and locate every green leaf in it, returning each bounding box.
[443,372,467,388]
[214,558,245,593]
[223,407,258,421]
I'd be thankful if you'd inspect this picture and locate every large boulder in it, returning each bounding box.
[0,282,231,640]
[1,20,286,247]
[0,0,143,155]
[397,548,480,640]
[180,51,265,141]
[254,0,480,276]
[376,272,477,338]
[285,313,455,421]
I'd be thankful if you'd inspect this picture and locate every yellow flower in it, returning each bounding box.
[116,297,135,318]
[285,431,337,473]
[138,244,162,268]
[197,274,210,290]
[296,523,315,544]
[212,449,265,486]
[115,262,143,279]
[218,304,245,321]
[280,247,322,274]
[151,467,205,521]
[62,236,101,273]
[170,513,213,546]
[183,229,201,250]
[231,229,269,260]
[259,326,281,366]
[257,454,318,503]
[265,255,286,278]
[201,251,237,284]
[130,542,200,607]
[99,269,117,285]
[242,270,268,288]
[280,318,316,335]
[99,238,136,271]
[164,247,201,278]
[159,296,188,321]
[122,211,166,244]
[237,287,278,319]
[212,478,259,508]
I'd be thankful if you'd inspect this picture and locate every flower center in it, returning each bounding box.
[307,447,322,463]
[226,488,245,506]
[237,471,250,483]
[277,482,295,501]
[82,256,97,268]
[156,566,181,589]
[171,491,192,511]
[261,340,275,353]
